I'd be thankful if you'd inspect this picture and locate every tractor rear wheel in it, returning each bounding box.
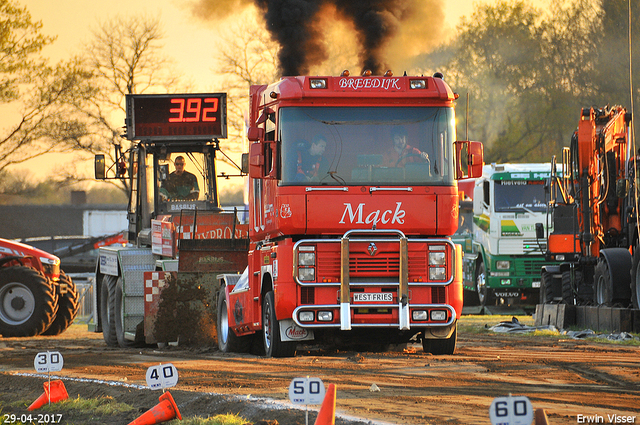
[0,266,57,337]
[42,272,80,336]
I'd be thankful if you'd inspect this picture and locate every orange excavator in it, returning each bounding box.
[538,105,639,308]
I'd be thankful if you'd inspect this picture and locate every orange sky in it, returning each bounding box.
[10,0,516,185]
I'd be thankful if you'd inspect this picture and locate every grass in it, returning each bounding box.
[458,314,640,346]
[0,397,251,425]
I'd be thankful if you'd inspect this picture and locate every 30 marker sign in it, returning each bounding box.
[34,351,64,373]
[145,363,179,390]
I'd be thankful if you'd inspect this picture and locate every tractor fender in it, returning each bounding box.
[0,255,24,268]
[600,248,632,301]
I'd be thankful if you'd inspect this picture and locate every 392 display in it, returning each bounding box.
[126,93,227,141]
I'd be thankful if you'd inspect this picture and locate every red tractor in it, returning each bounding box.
[0,238,79,337]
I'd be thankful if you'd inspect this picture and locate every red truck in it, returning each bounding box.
[218,72,483,357]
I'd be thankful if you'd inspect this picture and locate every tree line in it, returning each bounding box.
[0,0,638,202]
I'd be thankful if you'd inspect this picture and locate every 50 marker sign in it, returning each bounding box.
[34,351,64,373]
[288,377,325,405]
[146,364,179,390]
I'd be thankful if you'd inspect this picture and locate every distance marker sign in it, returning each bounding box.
[489,395,534,425]
[146,364,179,390]
[288,377,325,405]
[34,351,64,373]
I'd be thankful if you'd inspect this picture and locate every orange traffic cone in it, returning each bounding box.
[128,391,182,425]
[313,383,336,425]
[28,380,69,411]
[535,408,550,425]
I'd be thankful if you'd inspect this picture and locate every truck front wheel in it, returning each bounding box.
[0,266,57,337]
[262,291,296,358]
[476,262,493,307]
[422,324,457,355]
[217,288,252,353]
[42,271,79,336]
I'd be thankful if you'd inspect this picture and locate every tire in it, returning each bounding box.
[217,288,252,353]
[115,277,137,347]
[632,247,640,309]
[476,262,493,307]
[594,260,613,306]
[422,324,457,355]
[262,291,296,358]
[0,266,57,337]
[42,271,80,336]
[560,270,579,305]
[100,275,117,346]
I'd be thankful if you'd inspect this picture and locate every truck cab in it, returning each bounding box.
[455,163,559,307]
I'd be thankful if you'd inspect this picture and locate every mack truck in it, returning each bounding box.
[538,105,640,308]
[0,238,79,337]
[453,163,560,307]
[216,71,483,357]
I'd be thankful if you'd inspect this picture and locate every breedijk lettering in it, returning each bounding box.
[338,77,401,91]
[339,202,405,225]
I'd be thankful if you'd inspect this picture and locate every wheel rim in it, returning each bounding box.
[477,266,486,304]
[0,282,35,325]
[220,300,229,344]
[263,300,272,351]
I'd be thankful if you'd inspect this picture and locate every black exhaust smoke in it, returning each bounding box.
[192,0,440,77]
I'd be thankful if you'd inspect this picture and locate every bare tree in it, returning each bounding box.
[71,14,188,192]
[0,1,95,178]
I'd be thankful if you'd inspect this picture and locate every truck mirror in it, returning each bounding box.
[473,184,483,215]
[454,140,484,179]
[241,153,249,174]
[95,154,106,180]
[247,127,264,142]
[248,143,264,179]
[535,222,544,240]
[467,141,484,178]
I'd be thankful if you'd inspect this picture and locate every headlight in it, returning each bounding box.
[430,310,447,321]
[412,310,428,321]
[429,267,446,281]
[496,260,510,270]
[299,252,315,266]
[299,311,314,322]
[317,311,333,321]
[429,251,446,266]
[298,267,315,281]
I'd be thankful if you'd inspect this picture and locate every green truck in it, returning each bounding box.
[454,163,560,307]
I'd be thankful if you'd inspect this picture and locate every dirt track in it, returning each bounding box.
[1,317,639,424]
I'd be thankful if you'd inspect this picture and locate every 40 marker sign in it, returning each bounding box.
[146,363,179,390]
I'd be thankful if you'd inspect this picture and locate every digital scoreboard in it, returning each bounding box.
[126,93,227,141]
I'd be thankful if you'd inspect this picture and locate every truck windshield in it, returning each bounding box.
[279,107,455,186]
[494,180,547,213]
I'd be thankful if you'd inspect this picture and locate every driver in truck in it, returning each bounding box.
[383,126,429,167]
[160,155,200,201]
